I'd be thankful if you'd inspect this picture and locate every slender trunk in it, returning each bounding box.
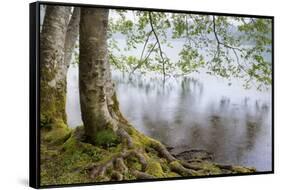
[64,8,80,67]
[40,6,71,125]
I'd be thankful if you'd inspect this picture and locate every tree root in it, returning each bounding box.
[131,170,155,179]
[150,141,176,162]
[214,163,256,173]
[87,116,210,181]
[169,161,198,176]
[89,149,150,180]
[116,127,133,148]
[180,161,204,170]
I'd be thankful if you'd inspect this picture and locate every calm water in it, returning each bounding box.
[66,64,272,172]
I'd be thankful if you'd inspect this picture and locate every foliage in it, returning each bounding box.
[108,10,272,90]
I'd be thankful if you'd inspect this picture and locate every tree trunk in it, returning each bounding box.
[40,6,71,125]
[64,7,80,68]
[79,8,117,143]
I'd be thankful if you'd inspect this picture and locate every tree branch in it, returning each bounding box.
[148,12,166,81]
[109,53,119,67]
[212,16,244,54]
[212,15,248,73]
[130,41,157,76]
[212,15,221,59]
[140,30,153,61]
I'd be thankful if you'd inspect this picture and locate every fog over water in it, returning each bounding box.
[66,63,272,171]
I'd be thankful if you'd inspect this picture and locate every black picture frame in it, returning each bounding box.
[30,1,274,188]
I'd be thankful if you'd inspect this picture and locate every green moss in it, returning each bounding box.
[40,64,67,125]
[94,129,120,148]
[126,156,143,171]
[166,172,181,177]
[40,123,256,185]
[145,160,165,177]
[40,114,52,128]
[42,121,71,145]
[169,161,181,169]
[198,162,222,175]
[63,131,104,162]
[41,128,108,186]
[123,172,136,180]
[231,166,256,173]
[159,159,170,173]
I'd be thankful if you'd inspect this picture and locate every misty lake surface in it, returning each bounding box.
[66,64,272,172]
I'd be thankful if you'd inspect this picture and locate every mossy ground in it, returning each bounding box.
[40,125,256,186]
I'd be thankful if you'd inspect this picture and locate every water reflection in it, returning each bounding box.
[65,65,272,171]
[113,71,272,171]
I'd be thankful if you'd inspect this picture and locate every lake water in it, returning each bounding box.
[66,63,272,172]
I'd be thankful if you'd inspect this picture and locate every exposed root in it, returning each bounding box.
[150,141,176,162]
[169,161,198,176]
[180,161,204,170]
[116,127,133,148]
[88,117,211,181]
[129,150,148,171]
[89,148,150,180]
[114,157,128,173]
[131,170,155,179]
[214,163,256,173]
[111,171,123,181]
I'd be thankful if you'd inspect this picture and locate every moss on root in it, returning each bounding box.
[145,160,165,178]
[40,125,255,186]
[41,126,107,185]
[93,129,121,148]
[41,119,71,145]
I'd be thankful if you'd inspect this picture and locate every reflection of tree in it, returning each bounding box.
[219,97,230,111]
[113,70,271,167]
[173,77,203,125]
[203,96,270,165]
[187,124,206,149]
[205,115,228,163]
[238,100,267,154]
[142,114,171,145]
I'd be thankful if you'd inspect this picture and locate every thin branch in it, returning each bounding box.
[140,30,153,61]
[143,42,158,63]
[148,12,166,81]
[189,14,208,42]
[212,15,221,59]
[184,15,197,46]
[109,53,119,67]
[232,48,247,74]
[130,41,157,76]
[212,16,244,53]
[211,16,259,88]
[212,16,246,66]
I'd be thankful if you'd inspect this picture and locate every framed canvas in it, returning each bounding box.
[29,1,274,188]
